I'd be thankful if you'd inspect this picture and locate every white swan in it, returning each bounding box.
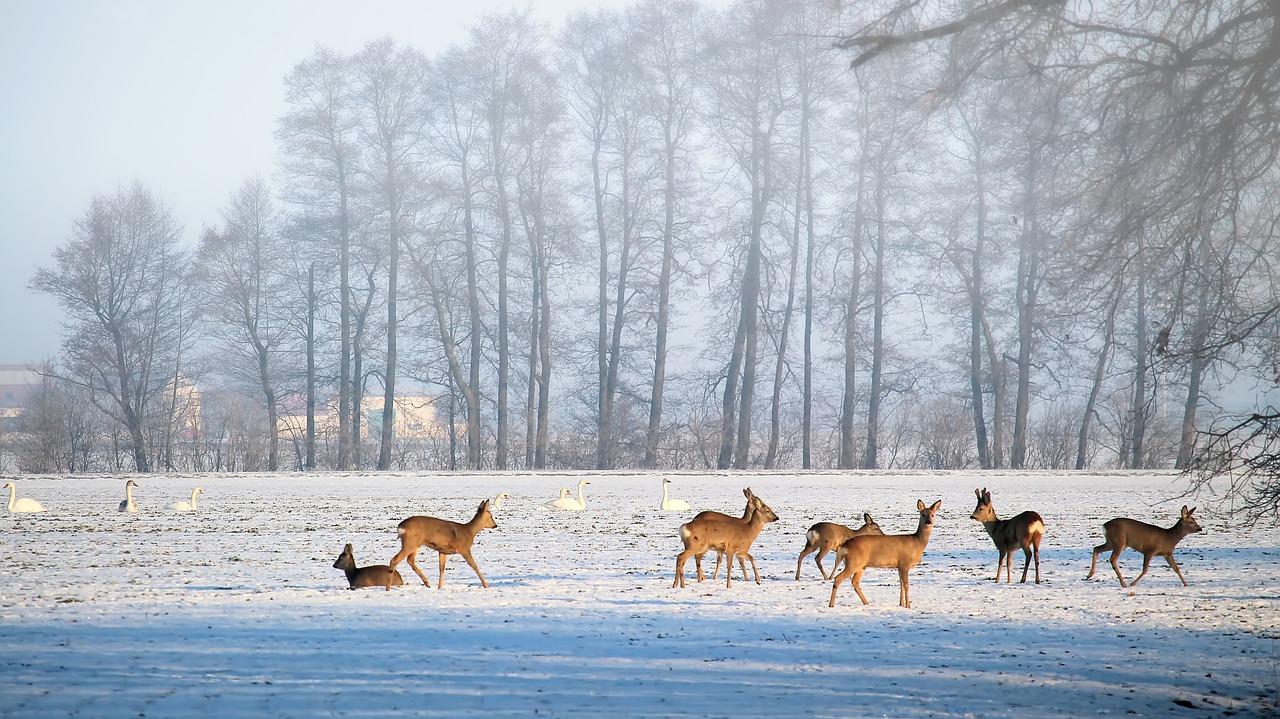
[660,477,691,511]
[492,492,510,510]
[546,480,589,511]
[118,479,140,513]
[170,487,203,513]
[4,481,47,513]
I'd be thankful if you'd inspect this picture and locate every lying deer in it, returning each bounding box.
[387,499,497,590]
[970,488,1045,584]
[333,543,403,589]
[795,513,884,580]
[829,499,942,608]
[674,492,778,589]
[1086,506,1202,587]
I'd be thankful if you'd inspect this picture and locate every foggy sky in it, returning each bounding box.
[0,0,650,365]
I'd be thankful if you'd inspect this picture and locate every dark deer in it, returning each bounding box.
[333,543,403,589]
[970,488,1045,584]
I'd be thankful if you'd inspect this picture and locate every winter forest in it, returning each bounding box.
[16,0,1280,491]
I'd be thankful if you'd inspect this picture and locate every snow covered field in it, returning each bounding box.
[1,470,1276,718]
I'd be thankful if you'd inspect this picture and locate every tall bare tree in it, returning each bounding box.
[32,183,188,473]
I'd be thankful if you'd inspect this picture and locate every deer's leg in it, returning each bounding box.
[1031,536,1042,584]
[1164,554,1189,586]
[694,552,706,582]
[740,552,755,583]
[405,551,431,587]
[1107,545,1128,586]
[459,549,489,588]
[796,544,815,581]
[1128,553,1154,587]
[437,552,450,589]
[1019,542,1033,584]
[386,544,414,591]
[674,550,691,589]
[829,561,855,607]
[1087,540,1111,580]
[815,547,831,580]
[899,566,911,608]
[1105,539,1126,585]
[723,549,735,588]
[853,570,869,606]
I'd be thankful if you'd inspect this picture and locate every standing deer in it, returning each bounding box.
[692,488,755,581]
[970,488,1045,584]
[1086,506,1202,587]
[795,513,884,580]
[829,499,942,608]
[674,492,779,589]
[334,543,403,589]
[387,499,497,590]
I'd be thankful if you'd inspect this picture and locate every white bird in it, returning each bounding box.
[492,492,510,510]
[118,479,140,513]
[170,487,203,513]
[4,481,47,513]
[546,480,589,511]
[660,477,691,511]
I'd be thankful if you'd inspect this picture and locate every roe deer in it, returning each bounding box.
[691,488,756,581]
[795,513,884,580]
[970,488,1045,584]
[829,500,941,608]
[334,543,403,589]
[1086,506,1201,587]
[387,499,497,590]
[674,492,778,589]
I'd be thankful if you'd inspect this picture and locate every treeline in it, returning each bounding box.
[13,0,1279,475]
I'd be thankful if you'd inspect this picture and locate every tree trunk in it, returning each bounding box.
[838,147,868,469]
[1010,154,1040,469]
[1129,243,1150,468]
[1077,277,1121,469]
[766,152,804,468]
[645,116,677,470]
[592,126,613,470]
[967,135,992,469]
[378,168,399,471]
[731,127,771,470]
[863,157,887,469]
[305,262,316,470]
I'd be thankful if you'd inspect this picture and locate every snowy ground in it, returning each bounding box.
[1,470,1276,718]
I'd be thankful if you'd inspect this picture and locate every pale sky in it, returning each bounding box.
[0,0,661,365]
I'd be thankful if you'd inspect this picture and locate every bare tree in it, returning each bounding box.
[31,183,188,473]
[192,177,291,470]
[278,47,361,469]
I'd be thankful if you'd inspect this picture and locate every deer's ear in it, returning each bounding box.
[930,500,942,511]
[974,488,982,499]
[917,499,926,511]
[864,512,873,523]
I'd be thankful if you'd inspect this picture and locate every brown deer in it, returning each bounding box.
[970,488,1045,584]
[387,499,497,590]
[692,488,756,581]
[795,513,884,580]
[333,543,403,589]
[829,499,942,608]
[674,492,779,589]
[1086,506,1202,587]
